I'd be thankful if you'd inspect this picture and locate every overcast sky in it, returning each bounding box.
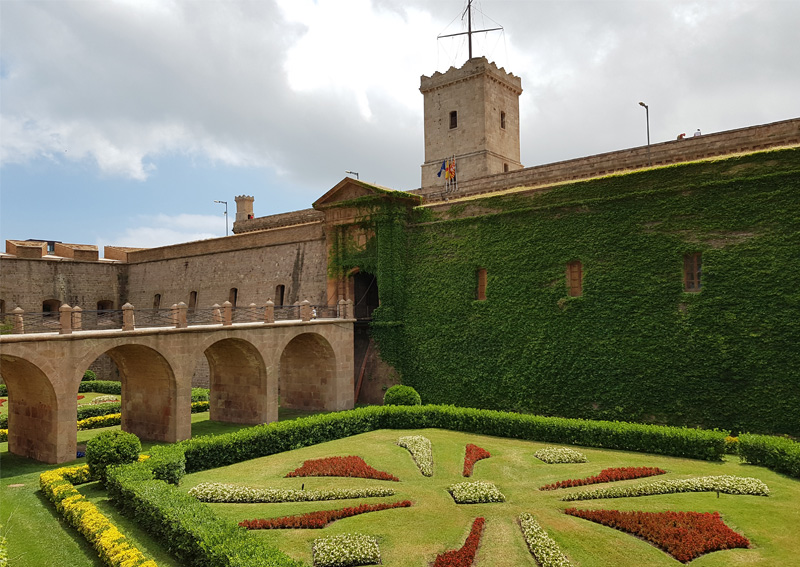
[1,0,798,250]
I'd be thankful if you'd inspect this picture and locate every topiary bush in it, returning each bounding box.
[383,385,422,406]
[82,369,97,381]
[86,430,141,485]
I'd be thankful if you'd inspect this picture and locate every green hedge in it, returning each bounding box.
[0,384,6,397]
[77,402,121,421]
[79,381,122,395]
[738,434,800,479]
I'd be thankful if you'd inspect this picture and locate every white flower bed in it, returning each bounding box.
[312,533,381,567]
[534,447,588,464]
[562,475,770,501]
[448,481,506,504]
[90,395,119,404]
[188,482,395,503]
[519,513,574,567]
[397,435,433,476]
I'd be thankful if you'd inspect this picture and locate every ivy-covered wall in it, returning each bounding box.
[345,149,800,436]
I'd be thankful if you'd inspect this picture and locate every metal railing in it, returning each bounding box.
[1,299,354,336]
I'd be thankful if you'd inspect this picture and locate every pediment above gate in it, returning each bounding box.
[313,178,422,226]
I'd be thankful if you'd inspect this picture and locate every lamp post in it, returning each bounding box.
[213,200,228,236]
[345,170,359,180]
[638,101,651,165]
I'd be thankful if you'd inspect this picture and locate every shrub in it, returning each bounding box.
[86,430,141,484]
[82,370,98,381]
[191,388,210,402]
[78,381,122,395]
[77,402,122,421]
[738,433,800,479]
[77,414,121,431]
[383,385,421,406]
[0,429,7,443]
[146,444,186,485]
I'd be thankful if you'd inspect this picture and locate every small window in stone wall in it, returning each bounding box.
[450,110,458,129]
[188,291,198,313]
[43,298,61,314]
[684,252,702,292]
[0,299,5,317]
[566,260,583,297]
[476,268,487,301]
[153,294,161,309]
[97,300,113,311]
[275,284,286,306]
[500,111,506,129]
[229,287,238,307]
[504,163,509,172]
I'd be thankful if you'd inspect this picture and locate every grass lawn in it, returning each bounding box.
[2,413,800,567]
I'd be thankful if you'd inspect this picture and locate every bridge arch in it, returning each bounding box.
[279,332,337,410]
[204,337,273,424]
[0,355,71,463]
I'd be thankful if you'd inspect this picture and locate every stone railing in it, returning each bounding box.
[2,299,355,336]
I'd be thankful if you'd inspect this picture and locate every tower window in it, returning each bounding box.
[450,111,458,129]
[275,284,286,306]
[500,111,506,129]
[153,294,161,309]
[503,163,509,172]
[476,268,487,301]
[229,287,238,307]
[684,253,702,292]
[566,260,583,297]
[188,291,198,313]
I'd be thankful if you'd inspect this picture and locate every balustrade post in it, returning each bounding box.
[59,304,73,334]
[212,303,222,324]
[72,306,83,331]
[345,298,354,320]
[222,301,233,326]
[122,303,135,331]
[13,307,24,334]
[176,302,188,328]
[171,304,179,326]
[338,299,346,319]
[300,300,311,322]
[264,299,275,324]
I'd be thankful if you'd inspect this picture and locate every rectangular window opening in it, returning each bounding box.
[229,287,238,307]
[500,111,506,129]
[188,291,198,313]
[153,294,161,310]
[476,268,487,301]
[449,110,458,129]
[684,253,702,292]
[567,260,583,297]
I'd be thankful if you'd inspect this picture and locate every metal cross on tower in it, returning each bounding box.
[438,0,503,60]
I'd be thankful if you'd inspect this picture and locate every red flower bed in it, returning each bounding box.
[462,444,490,477]
[285,456,399,481]
[0,398,6,407]
[540,466,666,490]
[77,395,85,401]
[433,517,485,567]
[565,508,749,563]
[239,500,412,529]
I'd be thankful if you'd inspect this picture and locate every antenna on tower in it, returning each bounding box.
[438,0,503,61]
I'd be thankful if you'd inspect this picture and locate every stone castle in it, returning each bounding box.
[2,57,799,422]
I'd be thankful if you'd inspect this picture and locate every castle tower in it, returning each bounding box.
[234,195,254,222]
[420,57,523,191]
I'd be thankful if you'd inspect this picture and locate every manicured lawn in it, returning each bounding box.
[3,414,800,567]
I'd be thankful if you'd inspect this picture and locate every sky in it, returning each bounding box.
[1,0,798,250]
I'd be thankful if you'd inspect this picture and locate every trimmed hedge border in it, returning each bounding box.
[103,405,739,567]
[738,433,800,479]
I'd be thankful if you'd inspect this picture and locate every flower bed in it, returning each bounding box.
[448,481,505,504]
[397,435,433,476]
[78,413,122,431]
[534,447,587,464]
[312,533,380,567]
[240,500,412,529]
[91,395,120,405]
[463,444,490,477]
[286,456,399,481]
[518,513,573,567]
[39,464,157,567]
[189,482,396,503]
[565,508,750,563]
[0,429,6,443]
[539,466,666,491]
[432,517,485,567]
[562,475,770,501]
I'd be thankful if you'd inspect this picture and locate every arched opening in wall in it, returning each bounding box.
[104,344,181,442]
[0,355,65,463]
[188,291,198,313]
[351,270,379,320]
[205,338,271,424]
[153,294,161,310]
[229,288,238,307]
[279,333,336,411]
[42,298,61,317]
[275,284,285,306]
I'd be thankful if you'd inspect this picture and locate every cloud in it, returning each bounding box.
[101,213,226,248]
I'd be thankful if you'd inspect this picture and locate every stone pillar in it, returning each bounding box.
[300,300,311,322]
[122,303,135,331]
[212,304,222,324]
[264,300,274,324]
[176,302,188,328]
[12,307,24,334]
[338,299,346,319]
[222,301,233,326]
[345,299,354,320]
[59,304,73,335]
[72,306,83,331]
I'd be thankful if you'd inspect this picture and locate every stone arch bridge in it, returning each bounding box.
[0,308,355,464]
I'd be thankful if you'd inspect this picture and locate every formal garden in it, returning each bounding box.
[2,382,800,567]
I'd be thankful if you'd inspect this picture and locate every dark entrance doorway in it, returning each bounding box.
[352,271,379,320]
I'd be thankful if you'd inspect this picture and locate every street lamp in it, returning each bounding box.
[638,101,650,146]
[345,170,359,180]
[213,200,228,236]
